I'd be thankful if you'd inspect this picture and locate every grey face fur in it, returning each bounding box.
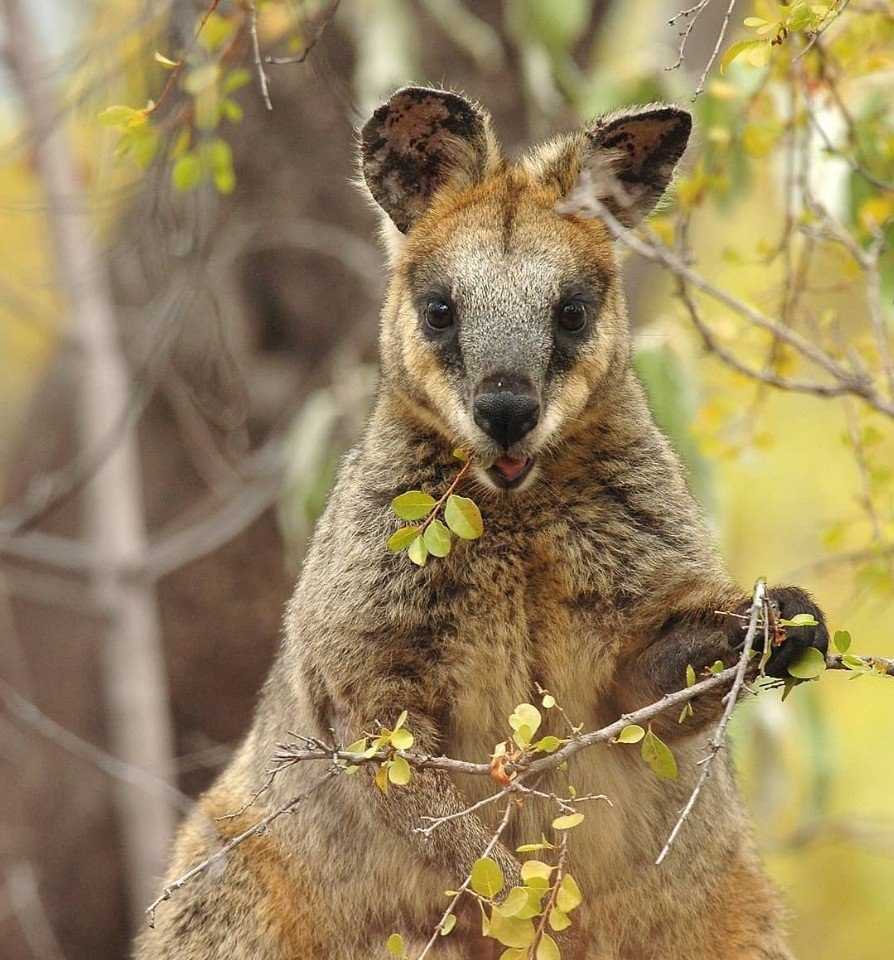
[412,223,610,466]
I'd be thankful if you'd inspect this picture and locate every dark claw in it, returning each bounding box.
[725,585,829,680]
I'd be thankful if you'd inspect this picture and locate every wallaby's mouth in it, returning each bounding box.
[487,454,534,489]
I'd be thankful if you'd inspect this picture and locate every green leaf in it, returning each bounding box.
[685,664,696,687]
[99,105,137,126]
[787,646,826,679]
[391,491,436,521]
[203,137,235,194]
[387,756,411,785]
[520,860,552,890]
[709,660,725,674]
[509,704,542,737]
[533,735,562,753]
[388,527,420,552]
[182,63,220,95]
[424,518,452,557]
[516,835,554,853]
[721,39,755,73]
[843,654,870,671]
[394,709,408,730]
[197,11,235,51]
[833,630,851,653]
[536,934,560,960]
[407,536,428,567]
[556,874,582,912]
[780,613,819,627]
[642,728,678,780]
[221,98,244,123]
[498,949,526,960]
[552,813,584,830]
[789,4,816,30]
[390,728,414,750]
[487,909,536,948]
[542,694,556,708]
[548,908,571,931]
[386,933,404,957]
[444,494,483,539]
[129,126,160,167]
[440,914,456,936]
[617,724,645,744]
[171,153,203,192]
[221,67,252,95]
[497,886,532,919]
[452,447,470,461]
[471,857,505,898]
[678,702,693,724]
[375,765,389,793]
[345,738,367,754]
[721,39,761,74]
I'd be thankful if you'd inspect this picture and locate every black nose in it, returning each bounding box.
[473,382,540,449]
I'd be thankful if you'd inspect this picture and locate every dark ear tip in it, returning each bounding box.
[374,85,475,114]
[642,105,692,132]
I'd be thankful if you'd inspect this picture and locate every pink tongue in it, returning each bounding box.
[493,455,530,482]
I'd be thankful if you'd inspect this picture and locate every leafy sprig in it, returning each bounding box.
[388,450,484,566]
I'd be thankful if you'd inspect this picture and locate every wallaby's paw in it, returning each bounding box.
[726,585,829,679]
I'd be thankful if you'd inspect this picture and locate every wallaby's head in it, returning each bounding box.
[360,87,690,491]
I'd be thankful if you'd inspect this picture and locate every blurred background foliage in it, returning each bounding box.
[0,1,892,958]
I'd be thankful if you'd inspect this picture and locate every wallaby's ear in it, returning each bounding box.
[555,106,691,227]
[360,86,497,233]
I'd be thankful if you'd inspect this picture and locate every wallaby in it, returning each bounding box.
[135,87,829,960]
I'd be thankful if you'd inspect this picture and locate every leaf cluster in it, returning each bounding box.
[342,710,415,793]
[388,452,483,566]
[466,856,582,959]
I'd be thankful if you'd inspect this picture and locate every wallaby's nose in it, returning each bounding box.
[473,375,540,449]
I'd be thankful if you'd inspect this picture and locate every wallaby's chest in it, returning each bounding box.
[434,520,627,756]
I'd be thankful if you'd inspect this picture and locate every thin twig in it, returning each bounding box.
[655,581,767,865]
[528,834,568,960]
[793,0,849,62]
[264,0,341,65]
[693,0,738,99]
[146,0,222,117]
[145,769,339,927]
[666,0,714,72]
[248,0,272,111]
[414,803,514,960]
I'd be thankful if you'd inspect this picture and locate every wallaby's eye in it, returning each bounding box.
[423,296,455,332]
[557,299,588,333]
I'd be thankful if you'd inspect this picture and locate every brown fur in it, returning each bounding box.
[134,89,828,960]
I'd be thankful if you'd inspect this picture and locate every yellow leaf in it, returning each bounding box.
[552,813,584,830]
[154,51,180,69]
